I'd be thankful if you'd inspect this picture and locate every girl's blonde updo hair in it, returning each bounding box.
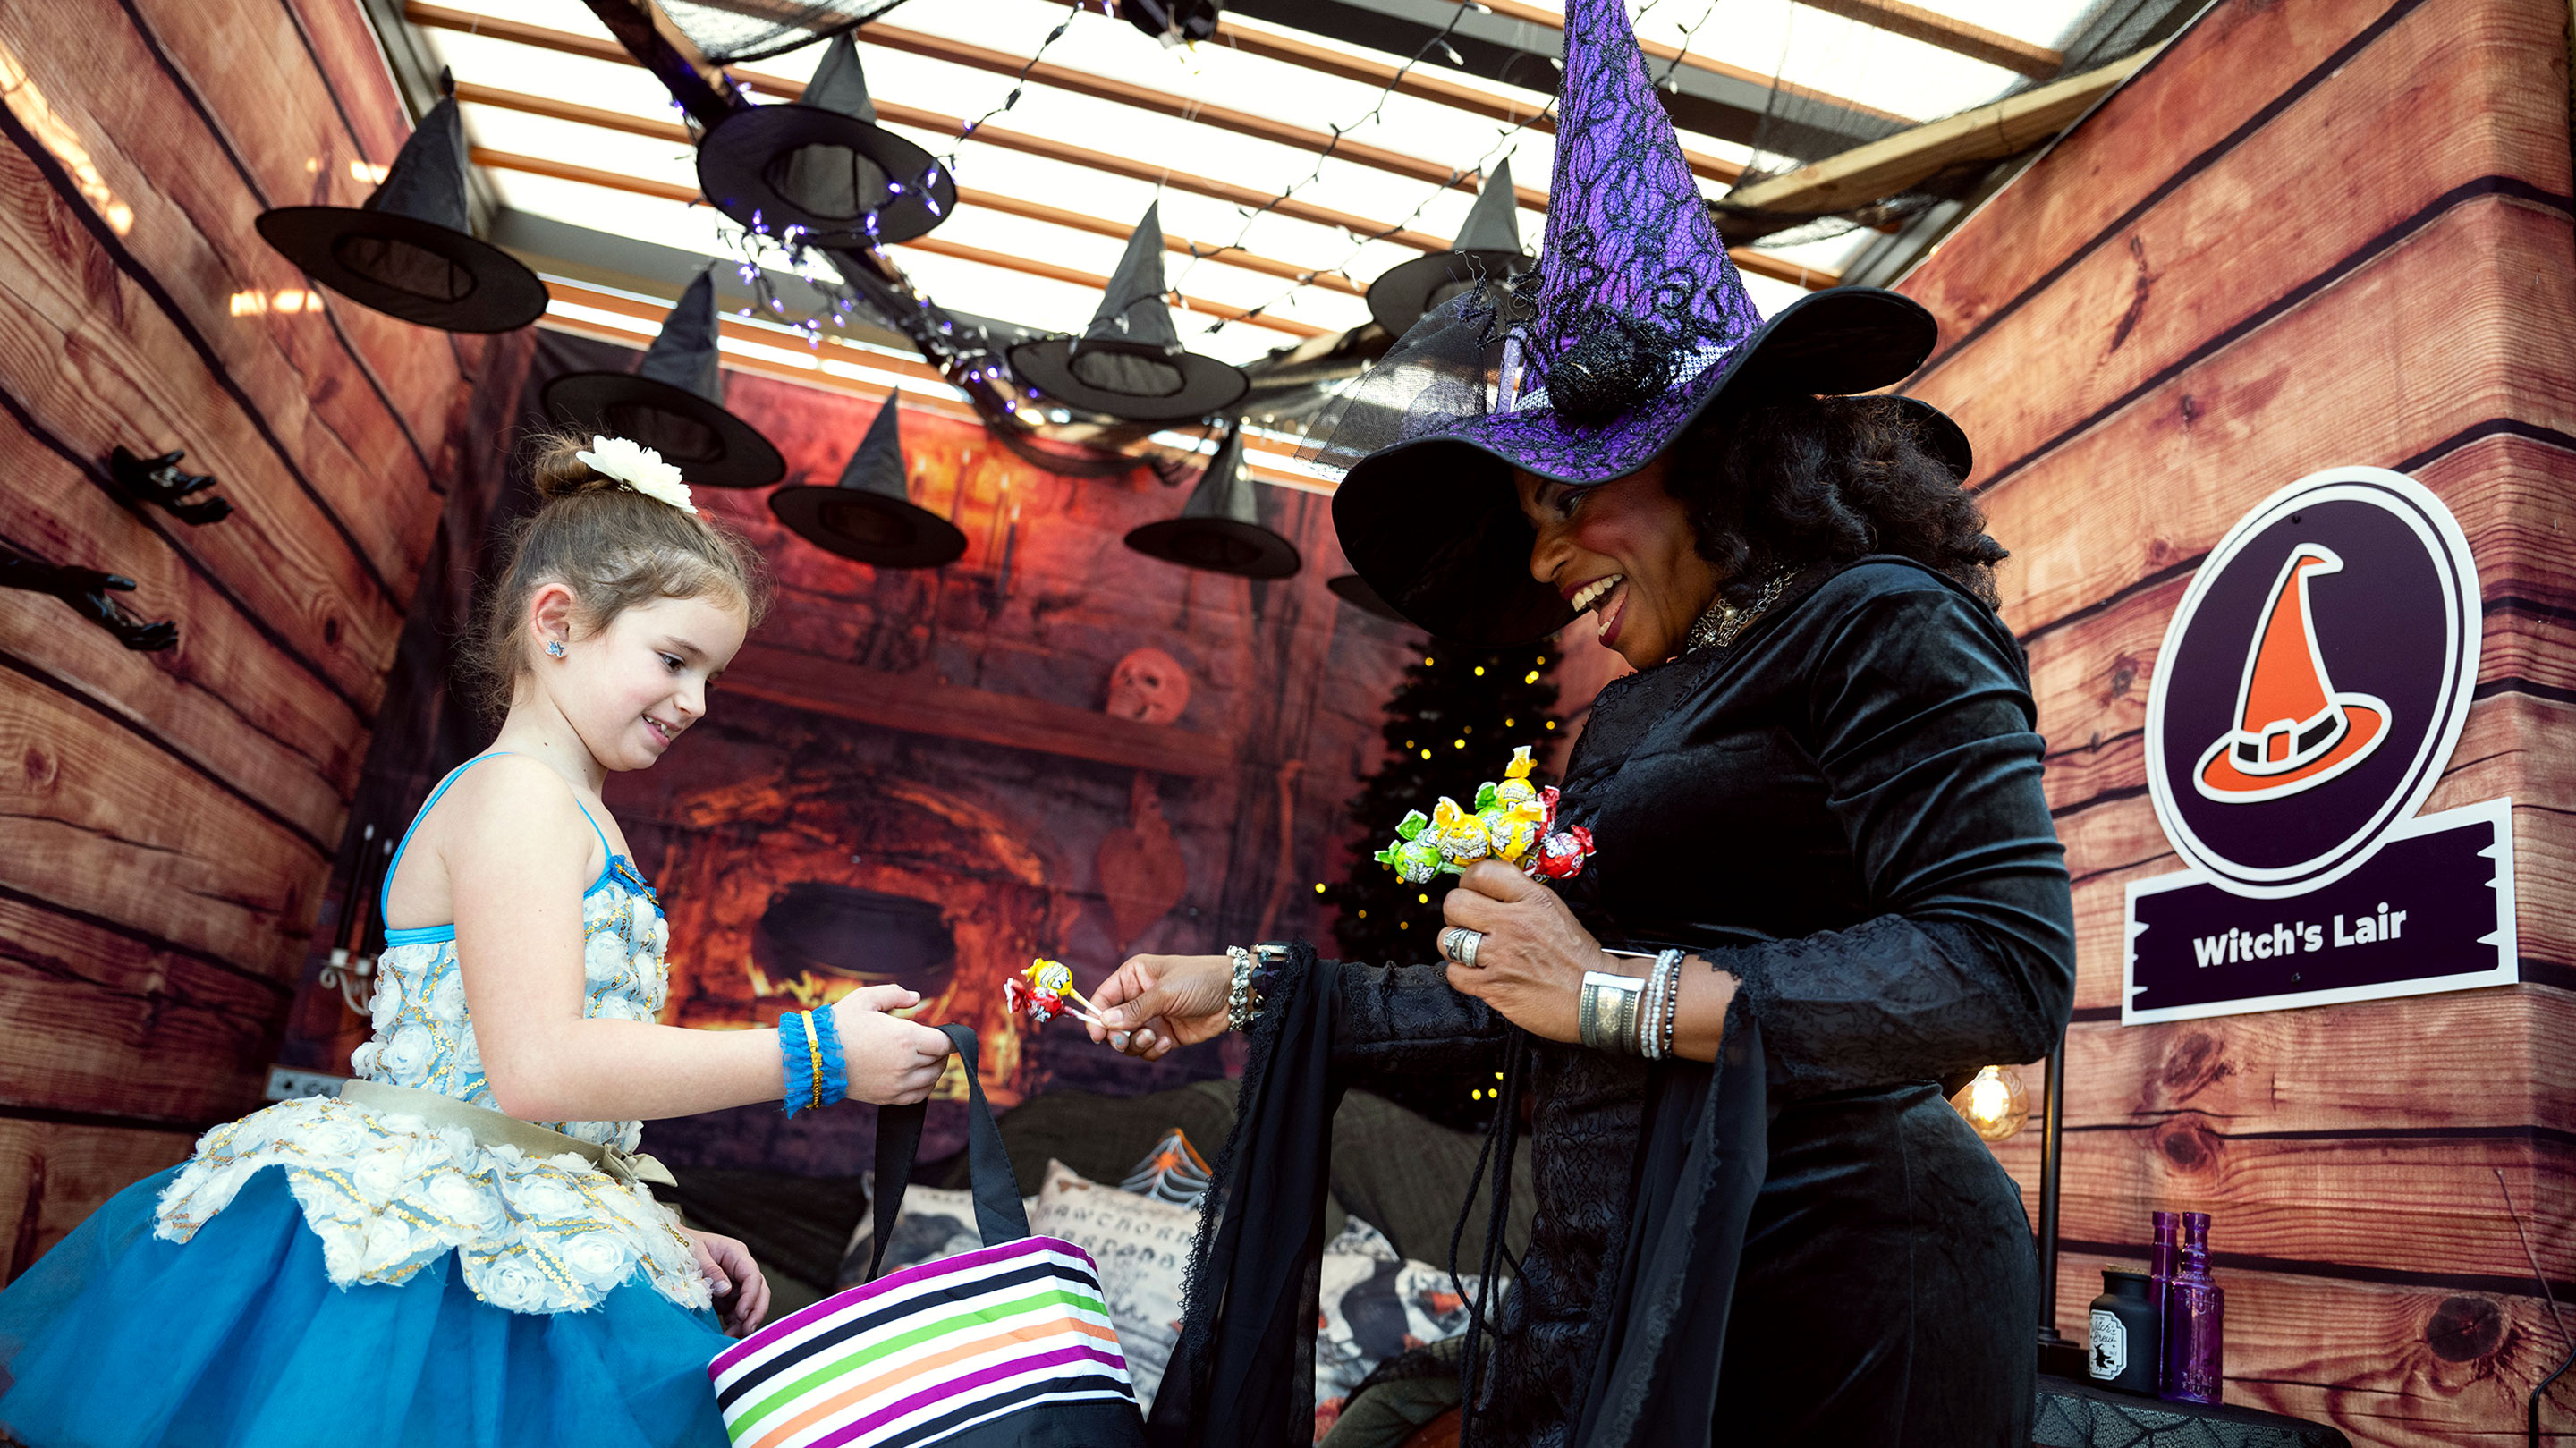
[464,431,773,721]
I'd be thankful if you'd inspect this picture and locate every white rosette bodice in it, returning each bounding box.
[153,758,710,1317]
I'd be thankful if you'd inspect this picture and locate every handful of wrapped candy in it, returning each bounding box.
[1373,746,1597,885]
[1003,958,1109,1029]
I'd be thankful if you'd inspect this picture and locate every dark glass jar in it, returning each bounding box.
[2088,1269,2160,1394]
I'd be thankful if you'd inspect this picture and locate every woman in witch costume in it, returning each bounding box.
[1081,0,2073,1444]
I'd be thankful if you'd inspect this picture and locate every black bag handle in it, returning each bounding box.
[869,1022,1030,1281]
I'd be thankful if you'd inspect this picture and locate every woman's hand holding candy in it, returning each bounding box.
[1087,954,1233,1061]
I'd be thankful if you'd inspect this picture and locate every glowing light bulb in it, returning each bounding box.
[1951,1064,2029,1142]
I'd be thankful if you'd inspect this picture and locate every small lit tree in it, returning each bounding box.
[1324,640,1562,964]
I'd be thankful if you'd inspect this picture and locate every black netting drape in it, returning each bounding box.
[656,0,916,65]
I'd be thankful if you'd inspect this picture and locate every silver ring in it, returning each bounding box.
[1452,928,1484,970]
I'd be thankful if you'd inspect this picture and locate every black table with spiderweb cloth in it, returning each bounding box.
[2035,1376,2352,1448]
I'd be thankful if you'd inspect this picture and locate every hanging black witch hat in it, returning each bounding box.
[1366,159,1531,337]
[542,270,786,490]
[768,391,967,568]
[1124,421,1301,579]
[697,30,954,248]
[1010,203,1250,424]
[255,78,546,333]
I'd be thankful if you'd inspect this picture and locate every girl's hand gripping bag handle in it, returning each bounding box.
[708,1024,1147,1448]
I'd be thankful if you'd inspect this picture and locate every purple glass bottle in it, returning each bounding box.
[2160,1211,2224,1404]
[2149,1212,2179,1393]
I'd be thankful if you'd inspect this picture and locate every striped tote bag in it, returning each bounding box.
[708,1026,1147,1448]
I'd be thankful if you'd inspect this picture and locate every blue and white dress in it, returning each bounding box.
[0,754,732,1447]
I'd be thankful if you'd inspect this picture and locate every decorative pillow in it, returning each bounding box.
[1313,1218,1492,1443]
[1119,1126,1213,1207]
[1026,1158,1200,1410]
[834,1180,1038,1290]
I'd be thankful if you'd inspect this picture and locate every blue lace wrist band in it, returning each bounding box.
[779,1010,815,1116]
[812,1003,848,1109]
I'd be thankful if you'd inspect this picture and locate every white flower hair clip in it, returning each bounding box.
[576,435,697,514]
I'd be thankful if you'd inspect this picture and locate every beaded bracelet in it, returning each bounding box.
[1638,953,1658,1056]
[1224,946,1256,1033]
[812,1003,848,1109]
[1648,948,1684,1059]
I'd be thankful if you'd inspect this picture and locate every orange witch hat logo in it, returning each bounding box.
[2194,544,2389,802]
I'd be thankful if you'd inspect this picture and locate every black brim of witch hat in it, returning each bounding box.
[696,105,956,247]
[542,373,786,490]
[1123,517,1301,579]
[1366,250,1530,336]
[1327,572,1411,622]
[768,484,967,568]
[1009,338,1250,424]
[1332,288,1961,645]
[255,207,547,333]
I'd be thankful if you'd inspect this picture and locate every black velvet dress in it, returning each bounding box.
[1326,557,2077,1447]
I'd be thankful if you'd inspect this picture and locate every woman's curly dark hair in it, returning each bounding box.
[1665,393,2007,610]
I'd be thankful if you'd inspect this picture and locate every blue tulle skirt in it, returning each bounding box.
[0,1164,733,1447]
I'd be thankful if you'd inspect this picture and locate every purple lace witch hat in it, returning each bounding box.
[1318,0,1968,645]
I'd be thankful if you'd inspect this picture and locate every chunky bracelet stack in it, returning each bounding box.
[1224,942,1292,1033]
[779,1007,849,1116]
[1224,946,1256,1033]
[1580,948,1687,1057]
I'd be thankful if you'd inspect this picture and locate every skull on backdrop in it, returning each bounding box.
[1105,647,1191,725]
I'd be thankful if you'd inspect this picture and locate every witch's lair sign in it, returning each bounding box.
[2124,467,2516,1025]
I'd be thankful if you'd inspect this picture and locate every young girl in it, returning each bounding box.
[0,435,955,1447]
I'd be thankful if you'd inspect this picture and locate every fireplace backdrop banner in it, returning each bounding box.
[274,330,1435,1173]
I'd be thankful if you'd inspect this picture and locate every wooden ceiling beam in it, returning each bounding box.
[432,13,1831,292]
[1459,0,1916,123]
[849,21,1576,198]
[1792,1,2063,80]
[539,275,955,386]
[953,189,1365,294]
[1025,3,1747,184]
[473,147,1338,339]
[448,91,1368,297]
[1724,49,2149,216]
[413,4,1453,248]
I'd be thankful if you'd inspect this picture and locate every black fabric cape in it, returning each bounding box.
[1147,945,1345,1448]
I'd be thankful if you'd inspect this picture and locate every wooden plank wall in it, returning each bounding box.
[0,0,531,1275]
[1894,0,2576,1441]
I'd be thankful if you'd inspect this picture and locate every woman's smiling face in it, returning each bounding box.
[1516,458,1722,669]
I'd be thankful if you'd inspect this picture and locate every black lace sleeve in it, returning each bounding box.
[1328,961,1513,1080]
[1713,580,2076,1100]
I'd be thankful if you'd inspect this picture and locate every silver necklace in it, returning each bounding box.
[1684,568,1796,652]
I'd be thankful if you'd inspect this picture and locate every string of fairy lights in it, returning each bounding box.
[700,0,1738,399]
[1173,0,1728,339]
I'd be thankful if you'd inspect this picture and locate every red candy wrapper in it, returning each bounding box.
[1528,824,1596,880]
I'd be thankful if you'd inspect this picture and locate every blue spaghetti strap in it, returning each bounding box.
[377,756,624,947]
[564,788,614,862]
[379,753,517,926]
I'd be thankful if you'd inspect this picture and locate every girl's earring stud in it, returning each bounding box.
[546,639,566,658]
